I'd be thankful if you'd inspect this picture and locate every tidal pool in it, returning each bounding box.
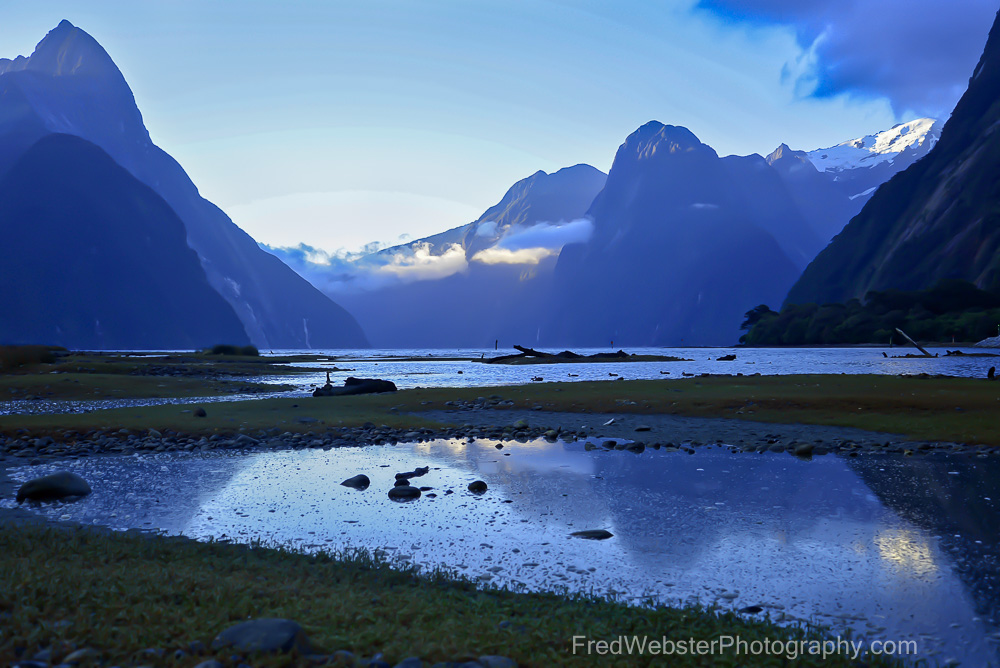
[5,440,1000,665]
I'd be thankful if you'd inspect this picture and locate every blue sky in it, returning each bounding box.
[2,1,993,253]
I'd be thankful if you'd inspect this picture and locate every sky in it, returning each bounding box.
[2,0,995,254]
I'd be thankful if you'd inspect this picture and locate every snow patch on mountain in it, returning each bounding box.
[806,118,941,173]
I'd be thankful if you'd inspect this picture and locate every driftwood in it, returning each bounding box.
[486,345,630,365]
[894,328,936,357]
[313,376,397,397]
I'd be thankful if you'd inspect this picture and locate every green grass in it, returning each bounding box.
[6,374,1000,447]
[0,525,901,667]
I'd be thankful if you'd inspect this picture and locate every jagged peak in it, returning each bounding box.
[623,121,712,161]
[0,19,122,81]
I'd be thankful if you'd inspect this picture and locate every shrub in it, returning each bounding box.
[0,345,67,371]
[204,344,260,357]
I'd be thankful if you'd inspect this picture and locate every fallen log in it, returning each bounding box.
[894,328,936,357]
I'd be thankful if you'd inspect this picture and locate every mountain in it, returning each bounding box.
[326,165,607,348]
[0,134,248,349]
[787,9,1000,306]
[804,118,942,199]
[539,122,802,346]
[0,21,367,349]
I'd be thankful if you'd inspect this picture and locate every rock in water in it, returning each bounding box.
[468,480,488,494]
[571,529,614,540]
[388,486,421,501]
[989,366,996,380]
[313,377,397,397]
[16,471,91,503]
[211,618,313,654]
[340,474,370,490]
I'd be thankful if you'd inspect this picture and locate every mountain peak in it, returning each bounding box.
[624,121,713,161]
[0,20,121,80]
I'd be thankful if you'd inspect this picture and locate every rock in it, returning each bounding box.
[512,419,528,429]
[793,443,815,458]
[584,442,598,451]
[394,658,424,668]
[571,529,613,540]
[193,662,225,668]
[468,480,488,494]
[16,471,91,503]
[543,429,559,440]
[395,466,430,480]
[211,618,313,654]
[313,377,397,397]
[62,648,101,664]
[626,442,645,453]
[341,474,370,490]
[388,486,421,501]
[635,425,652,432]
[393,478,411,487]
[738,605,764,614]
[479,656,518,668]
[194,407,207,417]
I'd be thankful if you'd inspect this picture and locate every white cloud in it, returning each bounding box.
[472,247,556,265]
[374,242,469,280]
[475,220,498,237]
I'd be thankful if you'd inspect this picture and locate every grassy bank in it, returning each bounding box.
[4,374,1000,446]
[0,525,899,667]
[0,351,321,401]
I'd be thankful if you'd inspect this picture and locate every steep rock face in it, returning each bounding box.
[0,21,367,348]
[787,10,1000,306]
[0,134,248,349]
[331,165,607,348]
[541,122,801,346]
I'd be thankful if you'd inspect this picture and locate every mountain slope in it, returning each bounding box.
[541,122,801,346]
[787,10,1000,306]
[329,165,607,347]
[0,21,367,348]
[0,135,248,349]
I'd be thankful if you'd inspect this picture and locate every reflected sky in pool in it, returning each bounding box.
[5,440,1000,665]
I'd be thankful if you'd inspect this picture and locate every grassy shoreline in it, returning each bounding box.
[0,524,902,667]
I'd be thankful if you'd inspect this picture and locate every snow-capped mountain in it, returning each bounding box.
[806,118,941,176]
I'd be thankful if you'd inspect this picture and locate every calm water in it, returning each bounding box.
[6,440,1000,665]
[279,345,999,391]
[2,346,996,416]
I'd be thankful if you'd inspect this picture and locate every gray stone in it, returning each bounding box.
[211,618,313,654]
[341,474,371,490]
[16,471,91,503]
[388,486,421,501]
[571,529,614,540]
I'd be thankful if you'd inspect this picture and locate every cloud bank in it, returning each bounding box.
[697,0,996,118]
[265,217,595,293]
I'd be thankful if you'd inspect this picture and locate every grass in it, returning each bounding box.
[5,374,1000,446]
[0,525,902,667]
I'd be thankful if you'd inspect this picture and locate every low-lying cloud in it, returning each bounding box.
[265,217,595,293]
[470,218,594,265]
[697,0,996,118]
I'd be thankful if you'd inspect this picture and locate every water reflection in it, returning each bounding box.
[4,442,998,665]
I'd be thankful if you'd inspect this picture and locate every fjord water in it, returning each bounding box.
[282,346,998,390]
[6,440,1000,665]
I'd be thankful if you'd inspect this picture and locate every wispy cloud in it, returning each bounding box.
[697,0,996,118]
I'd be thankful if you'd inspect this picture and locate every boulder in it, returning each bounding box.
[16,471,91,503]
[468,480,488,494]
[210,618,313,654]
[388,486,421,501]
[313,377,397,397]
[571,529,614,540]
[340,474,370,490]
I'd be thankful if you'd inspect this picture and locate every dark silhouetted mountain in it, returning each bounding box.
[0,134,248,349]
[787,10,1000,306]
[330,165,607,347]
[0,21,366,348]
[541,122,802,346]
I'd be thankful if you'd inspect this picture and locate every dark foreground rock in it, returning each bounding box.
[388,486,421,501]
[571,529,614,540]
[313,377,397,397]
[16,471,91,503]
[211,618,313,654]
[468,480,488,494]
[340,474,370,490]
